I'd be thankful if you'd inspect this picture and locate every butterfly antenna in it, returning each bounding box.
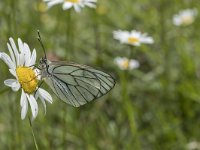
[37,30,47,59]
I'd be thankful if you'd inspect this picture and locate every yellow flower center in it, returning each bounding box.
[182,16,194,25]
[128,37,139,44]
[65,0,79,3]
[121,60,130,69]
[16,67,38,94]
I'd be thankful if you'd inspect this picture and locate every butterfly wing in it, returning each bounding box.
[44,61,115,107]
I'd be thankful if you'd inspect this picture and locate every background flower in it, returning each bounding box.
[114,57,139,70]
[173,8,197,26]
[113,30,154,46]
[44,0,97,12]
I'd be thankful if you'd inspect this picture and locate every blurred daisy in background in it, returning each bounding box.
[187,141,200,150]
[113,30,154,46]
[0,38,52,120]
[114,57,139,70]
[173,8,197,26]
[44,0,97,12]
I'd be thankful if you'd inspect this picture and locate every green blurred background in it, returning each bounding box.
[0,0,200,149]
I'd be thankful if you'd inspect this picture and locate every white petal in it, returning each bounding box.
[173,16,181,26]
[7,43,16,66]
[140,37,154,44]
[87,0,97,2]
[40,98,47,115]
[19,53,25,66]
[20,90,28,120]
[63,2,73,10]
[35,90,39,100]
[11,81,20,91]
[0,53,15,70]
[24,43,31,66]
[18,38,24,52]
[9,69,16,77]
[130,30,141,37]
[114,57,123,66]
[28,49,36,66]
[27,94,38,119]
[46,0,63,8]
[9,38,19,66]
[131,42,140,46]
[4,79,18,87]
[113,30,130,43]
[4,79,20,91]
[18,38,25,65]
[129,60,140,69]
[38,88,53,104]
[20,90,26,106]
[35,88,53,115]
[73,5,81,12]
[78,2,85,8]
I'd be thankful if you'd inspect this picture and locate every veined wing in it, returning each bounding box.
[44,61,115,107]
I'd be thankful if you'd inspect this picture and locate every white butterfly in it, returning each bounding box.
[37,32,115,107]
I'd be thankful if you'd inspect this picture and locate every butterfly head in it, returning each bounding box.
[38,57,48,69]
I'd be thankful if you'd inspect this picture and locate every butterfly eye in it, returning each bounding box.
[39,58,47,64]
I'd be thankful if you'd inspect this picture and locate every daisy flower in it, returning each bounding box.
[44,0,97,12]
[114,57,139,70]
[113,30,154,46]
[187,141,200,150]
[173,8,197,26]
[0,38,53,120]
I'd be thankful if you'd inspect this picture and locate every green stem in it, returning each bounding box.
[8,93,15,149]
[129,45,134,59]
[120,70,141,149]
[92,9,102,65]
[10,0,17,36]
[29,117,39,150]
[158,0,170,85]
[66,9,73,60]
[62,104,67,149]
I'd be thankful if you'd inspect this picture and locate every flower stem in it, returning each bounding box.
[66,9,73,60]
[61,103,68,148]
[120,71,141,149]
[92,9,102,65]
[120,46,141,149]
[28,117,39,150]
[129,45,136,59]
[8,94,16,149]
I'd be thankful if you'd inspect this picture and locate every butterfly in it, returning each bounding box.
[37,32,115,107]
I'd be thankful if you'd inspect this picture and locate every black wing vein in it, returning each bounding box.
[54,77,79,107]
[54,79,76,106]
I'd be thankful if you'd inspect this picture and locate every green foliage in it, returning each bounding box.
[0,0,200,149]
